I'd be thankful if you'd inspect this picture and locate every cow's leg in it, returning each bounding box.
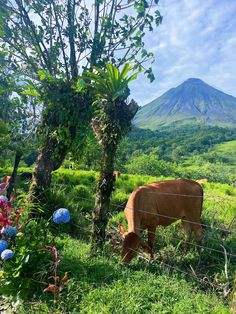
[138,227,156,262]
[191,223,202,262]
[139,239,152,260]
[146,226,156,260]
[139,227,156,262]
[181,220,192,252]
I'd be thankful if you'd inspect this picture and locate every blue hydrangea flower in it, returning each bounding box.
[53,208,70,224]
[1,249,14,261]
[0,195,8,204]
[2,226,18,239]
[0,240,9,253]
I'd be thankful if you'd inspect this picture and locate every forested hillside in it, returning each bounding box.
[75,125,236,183]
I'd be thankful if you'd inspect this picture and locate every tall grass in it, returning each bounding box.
[2,167,235,313]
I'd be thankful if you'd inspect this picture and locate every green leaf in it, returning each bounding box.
[120,64,132,80]
[86,63,139,102]
[21,89,39,97]
[72,78,86,92]
[38,70,55,83]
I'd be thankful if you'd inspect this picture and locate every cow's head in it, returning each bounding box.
[118,224,141,263]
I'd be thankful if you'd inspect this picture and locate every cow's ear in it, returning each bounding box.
[118,223,126,238]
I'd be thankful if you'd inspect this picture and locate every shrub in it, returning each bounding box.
[0,218,54,297]
[0,199,70,298]
[126,153,175,177]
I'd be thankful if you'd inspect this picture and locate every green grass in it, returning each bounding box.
[1,167,235,313]
[214,140,236,154]
[209,140,236,166]
[18,238,230,314]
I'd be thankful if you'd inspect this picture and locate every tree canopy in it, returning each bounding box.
[0,0,162,84]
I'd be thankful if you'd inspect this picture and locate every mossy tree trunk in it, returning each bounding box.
[90,98,138,252]
[91,146,116,251]
[28,83,90,212]
[28,135,68,206]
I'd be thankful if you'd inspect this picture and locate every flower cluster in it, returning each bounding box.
[0,195,8,204]
[0,240,8,253]
[53,208,70,224]
[0,240,13,261]
[0,196,22,262]
[2,226,18,238]
[1,249,14,261]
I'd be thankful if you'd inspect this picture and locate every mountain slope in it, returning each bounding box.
[134,78,236,130]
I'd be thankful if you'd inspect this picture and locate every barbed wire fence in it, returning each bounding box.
[65,191,236,298]
[2,181,235,312]
[67,219,231,297]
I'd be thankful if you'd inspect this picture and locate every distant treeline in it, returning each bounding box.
[62,125,236,183]
[8,125,235,183]
[122,125,236,162]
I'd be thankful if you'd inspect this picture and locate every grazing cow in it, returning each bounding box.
[119,179,203,264]
[196,178,208,184]
[113,171,121,180]
[0,176,12,196]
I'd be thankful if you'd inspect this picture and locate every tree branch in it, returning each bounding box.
[51,0,70,82]
[67,0,78,80]
[90,0,100,67]
[15,0,52,73]
[2,37,38,74]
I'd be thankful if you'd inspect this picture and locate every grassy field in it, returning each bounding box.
[1,167,236,313]
[212,140,236,165]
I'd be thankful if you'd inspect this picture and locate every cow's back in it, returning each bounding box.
[124,179,203,232]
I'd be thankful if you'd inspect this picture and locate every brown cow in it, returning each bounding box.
[119,179,203,263]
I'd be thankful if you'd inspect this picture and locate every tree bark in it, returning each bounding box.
[90,99,138,252]
[28,134,68,208]
[7,151,22,199]
[91,147,116,252]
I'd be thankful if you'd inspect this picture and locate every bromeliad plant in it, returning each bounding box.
[87,63,139,102]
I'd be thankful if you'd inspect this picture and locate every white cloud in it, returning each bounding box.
[130,0,236,105]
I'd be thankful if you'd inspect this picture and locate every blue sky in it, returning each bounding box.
[130,0,236,106]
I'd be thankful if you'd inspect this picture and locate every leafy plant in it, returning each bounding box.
[0,198,73,304]
[0,216,53,297]
[86,63,139,102]
[43,246,68,302]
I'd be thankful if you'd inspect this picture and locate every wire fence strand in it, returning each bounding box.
[71,194,236,260]
[68,222,225,291]
[63,208,235,293]
[75,195,236,235]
